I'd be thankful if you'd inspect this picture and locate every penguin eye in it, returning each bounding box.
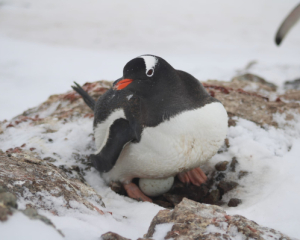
[146,69,154,77]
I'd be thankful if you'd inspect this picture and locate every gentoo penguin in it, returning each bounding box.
[72,55,228,202]
[275,3,300,45]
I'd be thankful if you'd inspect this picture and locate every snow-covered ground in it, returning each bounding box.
[1,0,300,239]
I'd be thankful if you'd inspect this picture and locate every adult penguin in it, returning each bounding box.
[72,55,228,202]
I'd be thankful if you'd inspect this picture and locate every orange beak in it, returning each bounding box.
[114,79,133,90]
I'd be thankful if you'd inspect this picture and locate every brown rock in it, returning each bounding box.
[230,157,238,172]
[280,89,300,101]
[203,78,300,127]
[228,198,242,207]
[110,182,126,196]
[145,198,294,239]
[238,170,249,179]
[101,232,131,240]
[215,161,229,171]
[203,189,220,204]
[232,73,277,91]
[217,181,238,194]
[224,138,230,148]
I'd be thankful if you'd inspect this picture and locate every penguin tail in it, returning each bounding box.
[71,82,95,111]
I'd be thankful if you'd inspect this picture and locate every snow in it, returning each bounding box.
[0,212,64,240]
[152,223,174,240]
[1,0,300,239]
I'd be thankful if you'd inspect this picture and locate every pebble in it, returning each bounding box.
[238,171,249,179]
[215,161,229,171]
[218,180,238,194]
[225,138,230,148]
[215,172,226,181]
[230,157,238,172]
[204,189,220,204]
[43,157,56,162]
[228,198,242,207]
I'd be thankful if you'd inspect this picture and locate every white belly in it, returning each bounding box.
[95,102,228,183]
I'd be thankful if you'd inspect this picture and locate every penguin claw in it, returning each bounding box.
[177,167,207,186]
[123,182,153,202]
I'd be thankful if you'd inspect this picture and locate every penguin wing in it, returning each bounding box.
[275,3,300,45]
[90,118,135,173]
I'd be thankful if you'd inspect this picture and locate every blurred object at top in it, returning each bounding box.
[275,3,300,45]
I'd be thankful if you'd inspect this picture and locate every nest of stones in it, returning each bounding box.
[110,156,245,208]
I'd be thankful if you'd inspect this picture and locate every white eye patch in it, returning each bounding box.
[139,55,158,77]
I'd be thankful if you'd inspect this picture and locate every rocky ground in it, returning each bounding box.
[1,74,299,239]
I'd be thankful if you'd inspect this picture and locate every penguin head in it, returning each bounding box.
[114,55,176,97]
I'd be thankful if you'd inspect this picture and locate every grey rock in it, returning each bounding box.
[0,185,8,193]
[145,198,295,240]
[0,151,105,214]
[0,192,18,209]
[284,79,300,90]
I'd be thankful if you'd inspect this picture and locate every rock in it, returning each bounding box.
[232,73,277,91]
[110,181,126,196]
[0,150,105,214]
[224,138,230,148]
[0,188,63,236]
[238,170,249,179]
[145,198,294,239]
[215,172,226,181]
[101,232,131,240]
[0,192,18,209]
[215,161,229,171]
[279,89,300,101]
[152,200,174,209]
[284,78,300,90]
[203,189,220,204]
[203,78,300,127]
[228,198,242,207]
[43,156,56,162]
[217,180,239,194]
[230,157,238,172]
[0,186,7,194]
[162,194,184,206]
[0,198,13,221]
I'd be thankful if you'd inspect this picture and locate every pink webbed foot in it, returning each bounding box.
[177,167,207,186]
[123,182,153,202]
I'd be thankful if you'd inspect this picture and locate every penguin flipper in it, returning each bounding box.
[90,118,135,173]
[71,82,96,111]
